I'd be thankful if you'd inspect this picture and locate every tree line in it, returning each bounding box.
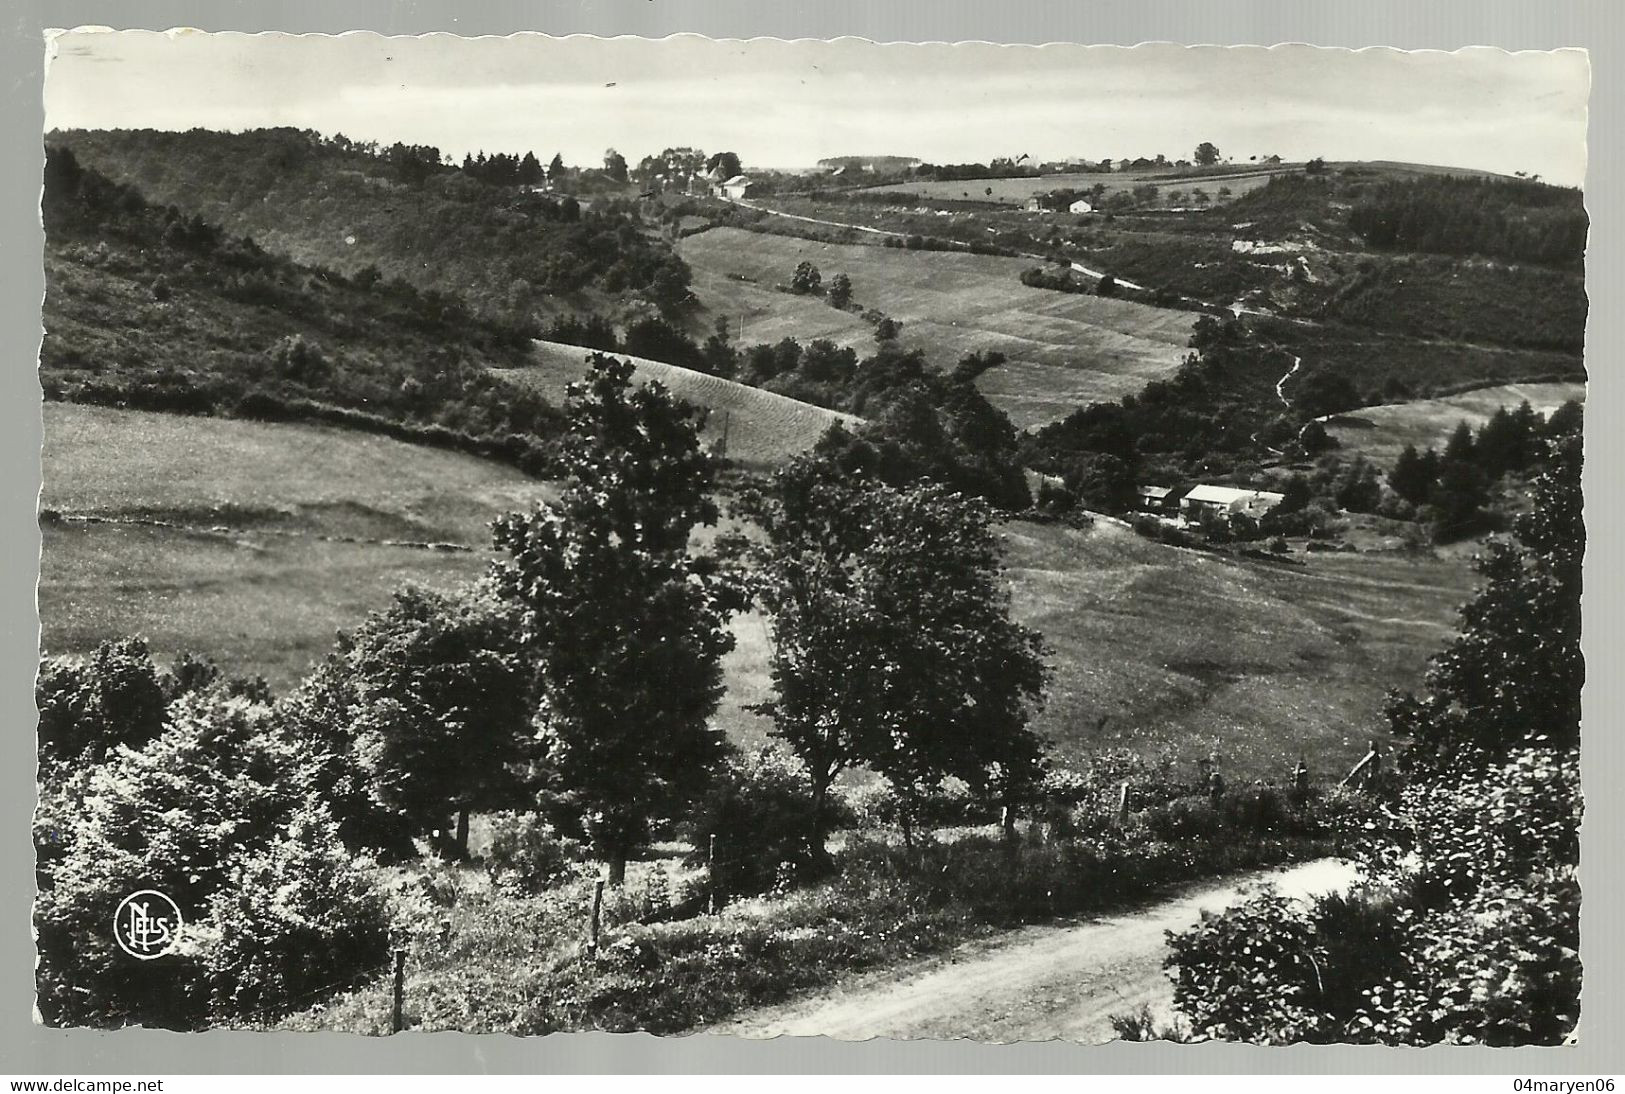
[541,305,1032,511]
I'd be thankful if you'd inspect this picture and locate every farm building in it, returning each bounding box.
[1137,484,1183,515]
[1179,484,1285,523]
[1024,197,1044,212]
[718,175,754,200]
[1069,198,1094,214]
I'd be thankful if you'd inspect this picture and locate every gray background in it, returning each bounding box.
[3,0,1619,1075]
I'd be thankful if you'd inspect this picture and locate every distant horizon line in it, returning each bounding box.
[45,123,1564,186]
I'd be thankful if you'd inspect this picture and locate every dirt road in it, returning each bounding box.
[723,857,1359,1043]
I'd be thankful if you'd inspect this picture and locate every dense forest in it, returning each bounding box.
[1347,174,1587,268]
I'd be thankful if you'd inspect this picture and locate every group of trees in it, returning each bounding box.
[1021,315,1294,499]
[37,357,1051,1027]
[1388,400,1582,538]
[459,149,548,187]
[788,262,854,308]
[1348,174,1587,268]
[1163,434,1582,1044]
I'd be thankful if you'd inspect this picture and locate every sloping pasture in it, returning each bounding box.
[1323,381,1585,468]
[676,227,1197,429]
[506,342,861,468]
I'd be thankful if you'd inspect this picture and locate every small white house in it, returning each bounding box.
[1024,197,1044,212]
[719,174,754,200]
[1069,199,1094,214]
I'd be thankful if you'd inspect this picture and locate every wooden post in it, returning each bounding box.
[707,834,718,915]
[589,879,605,955]
[1117,781,1131,828]
[390,947,406,1034]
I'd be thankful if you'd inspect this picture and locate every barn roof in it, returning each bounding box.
[722,174,751,186]
[1183,484,1284,506]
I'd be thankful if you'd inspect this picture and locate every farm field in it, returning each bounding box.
[39,403,553,688]
[714,518,1479,783]
[506,341,861,467]
[852,166,1301,208]
[676,227,1198,429]
[1324,381,1586,468]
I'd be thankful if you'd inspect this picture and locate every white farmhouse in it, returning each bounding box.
[1069,199,1094,214]
[1179,484,1285,524]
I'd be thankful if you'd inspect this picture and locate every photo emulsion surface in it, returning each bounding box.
[33,31,1588,1044]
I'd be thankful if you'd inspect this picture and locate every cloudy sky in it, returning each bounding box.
[44,31,1590,184]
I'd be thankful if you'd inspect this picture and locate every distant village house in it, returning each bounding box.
[717,174,754,200]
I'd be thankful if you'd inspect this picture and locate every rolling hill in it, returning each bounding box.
[49,127,684,321]
[506,341,862,467]
[1324,381,1586,468]
[40,403,554,689]
[676,227,1197,429]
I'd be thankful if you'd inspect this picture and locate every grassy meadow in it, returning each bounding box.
[1323,381,1586,468]
[40,403,552,688]
[676,226,1197,428]
[853,166,1299,208]
[505,341,861,467]
[716,518,1478,784]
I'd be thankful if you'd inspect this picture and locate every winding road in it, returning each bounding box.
[722,857,1359,1044]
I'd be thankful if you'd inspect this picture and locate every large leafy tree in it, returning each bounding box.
[491,356,745,884]
[746,458,1049,862]
[1388,430,1583,767]
[290,584,536,857]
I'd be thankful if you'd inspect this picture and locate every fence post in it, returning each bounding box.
[390,946,407,1034]
[707,834,718,915]
[589,878,605,955]
[1117,781,1131,828]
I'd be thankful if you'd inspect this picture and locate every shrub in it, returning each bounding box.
[790,261,822,294]
[826,272,852,309]
[684,746,821,897]
[1143,795,1223,842]
[36,638,168,766]
[483,813,589,894]
[34,692,390,1029]
[201,807,393,1022]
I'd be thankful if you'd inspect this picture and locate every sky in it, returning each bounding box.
[43,31,1591,185]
